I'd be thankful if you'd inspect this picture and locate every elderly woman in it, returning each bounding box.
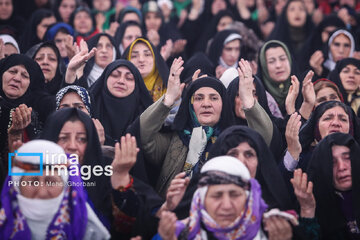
[40,108,112,226]
[307,133,360,239]
[0,139,110,239]
[0,54,55,187]
[328,58,360,115]
[157,156,302,239]
[137,57,233,197]
[284,101,360,173]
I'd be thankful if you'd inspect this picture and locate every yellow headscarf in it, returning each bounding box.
[127,38,166,101]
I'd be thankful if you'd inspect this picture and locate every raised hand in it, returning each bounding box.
[65,39,97,83]
[111,134,139,189]
[285,75,300,115]
[285,113,302,161]
[65,34,77,60]
[158,211,177,240]
[164,57,185,107]
[92,119,105,145]
[309,50,324,76]
[165,172,190,211]
[299,71,315,119]
[290,169,315,218]
[238,58,255,109]
[161,39,173,61]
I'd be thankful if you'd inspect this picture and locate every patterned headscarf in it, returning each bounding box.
[56,85,92,115]
[176,156,268,239]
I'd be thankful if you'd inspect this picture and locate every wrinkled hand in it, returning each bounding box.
[285,75,300,115]
[161,39,173,61]
[264,216,293,240]
[285,113,302,161]
[92,119,105,145]
[9,104,32,133]
[238,59,255,109]
[302,71,315,104]
[291,169,315,218]
[165,172,190,211]
[309,50,324,76]
[164,57,185,107]
[158,211,177,240]
[111,134,139,189]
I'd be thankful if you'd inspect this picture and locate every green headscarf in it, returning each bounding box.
[259,40,292,108]
[173,0,192,17]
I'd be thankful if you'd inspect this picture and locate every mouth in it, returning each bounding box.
[345,80,356,85]
[338,175,351,183]
[41,68,50,73]
[329,129,341,134]
[200,111,213,116]
[114,86,125,91]
[8,83,19,90]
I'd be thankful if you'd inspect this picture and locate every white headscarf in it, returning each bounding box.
[324,29,355,71]
[0,34,20,53]
[11,140,68,240]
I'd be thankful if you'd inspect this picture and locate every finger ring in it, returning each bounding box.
[172,73,175,77]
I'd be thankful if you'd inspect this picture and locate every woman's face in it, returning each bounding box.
[212,0,227,16]
[37,16,56,40]
[227,142,258,178]
[74,11,92,34]
[332,145,352,191]
[0,0,12,20]
[265,46,291,82]
[122,26,142,50]
[330,34,352,62]
[205,184,247,227]
[2,65,30,99]
[286,1,307,28]
[318,106,350,139]
[339,64,360,93]
[34,47,58,83]
[107,66,135,98]
[221,39,241,67]
[57,120,87,164]
[58,0,76,23]
[145,12,162,32]
[192,87,223,127]
[216,16,233,32]
[3,43,18,57]
[130,42,154,78]
[95,36,114,69]
[93,0,111,12]
[54,31,68,58]
[20,175,63,199]
[315,87,341,106]
[59,92,89,114]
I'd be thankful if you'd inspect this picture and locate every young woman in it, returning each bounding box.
[90,59,153,146]
[53,0,77,23]
[328,58,360,115]
[114,21,143,55]
[19,9,56,53]
[70,6,100,45]
[124,38,169,102]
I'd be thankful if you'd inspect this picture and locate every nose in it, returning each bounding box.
[36,185,49,199]
[331,117,341,127]
[275,59,282,68]
[337,159,347,171]
[202,97,211,107]
[66,137,77,152]
[221,194,232,209]
[138,54,145,62]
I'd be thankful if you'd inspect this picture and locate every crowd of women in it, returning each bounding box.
[0,0,359,239]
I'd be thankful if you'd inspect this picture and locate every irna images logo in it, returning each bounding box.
[8,151,113,180]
